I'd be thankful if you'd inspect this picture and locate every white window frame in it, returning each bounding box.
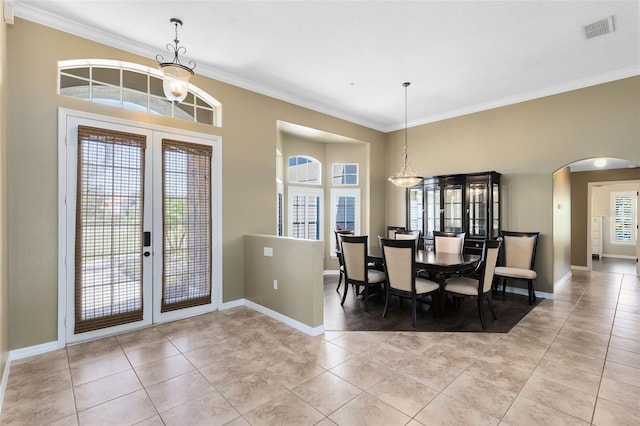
[276,178,284,236]
[610,191,637,245]
[287,187,323,240]
[331,163,359,185]
[330,188,360,256]
[287,155,322,185]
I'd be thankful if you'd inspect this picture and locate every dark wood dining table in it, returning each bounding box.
[366,246,481,276]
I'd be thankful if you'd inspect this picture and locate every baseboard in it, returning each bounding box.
[9,341,61,361]
[324,269,339,276]
[502,285,553,300]
[0,355,10,415]
[571,265,590,271]
[220,298,325,336]
[602,254,637,260]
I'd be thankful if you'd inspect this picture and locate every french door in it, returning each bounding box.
[59,110,221,343]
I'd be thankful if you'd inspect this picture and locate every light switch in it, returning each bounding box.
[264,247,273,257]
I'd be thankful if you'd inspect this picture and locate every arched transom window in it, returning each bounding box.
[58,59,222,127]
[288,156,321,185]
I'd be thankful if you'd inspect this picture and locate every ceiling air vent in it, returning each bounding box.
[583,15,615,39]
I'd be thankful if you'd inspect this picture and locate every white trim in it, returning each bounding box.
[571,265,590,271]
[602,254,638,260]
[287,186,323,240]
[13,2,640,132]
[58,108,223,345]
[0,357,10,415]
[9,341,61,361]
[324,269,340,276]
[219,298,325,336]
[555,270,573,289]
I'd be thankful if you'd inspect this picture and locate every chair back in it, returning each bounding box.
[481,239,502,294]
[387,226,406,239]
[502,231,539,269]
[433,231,465,254]
[340,235,368,282]
[380,238,416,293]
[334,230,354,253]
[395,229,420,240]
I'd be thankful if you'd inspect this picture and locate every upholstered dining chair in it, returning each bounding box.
[493,231,540,305]
[433,231,465,254]
[380,238,440,328]
[442,239,502,329]
[334,230,354,293]
[340,235,386,311]
[387,226,406,239]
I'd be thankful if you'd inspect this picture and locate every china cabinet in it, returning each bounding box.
[407,171,501,254]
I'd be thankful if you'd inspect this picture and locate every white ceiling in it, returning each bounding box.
[8,0,640,132]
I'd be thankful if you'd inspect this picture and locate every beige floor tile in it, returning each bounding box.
[159,389,241,426]
[360,342,420,371]
[77,389,157,425]
[602,360,640,387]
[329,332,383,354]
[612,324,640,340]
[3,367,72,408]
[243,391,324,426]
[198,355,263,388]
[74,369,142,411]
[424,343,479,370]
[49,414,79,426]
[396,357,464,391]
[519,374,596,422]
[377,331,439,353]
[69,351,132,386]
[550,334,608,359]
[366,375,437,417]
[442,372,516,419]
[592,398,640,426]
[123,339,180,367]
[115,326,168,352]
[329,356,392,390]
[597,377,640,411]
[464,358,532,393]
[66,337,121,366]
[1,387,76,425]
[292,371,361,416]
[296,339,356,369]
[490,333,550,360]
[155,317,200,340]
[529,358,601,396]
[615,317,640,331]
[217,370,289,414]
[146,370,214,413]
[329,392,411,426]
[8,349,70,385]
[266,356,327,389]
[134,353,194,387]
[169,328,220,352]
[134,415,165,426]
[414,393,499,426]
[607,346,640,368]
[542,344,605,375]
[609,335,640,353]
[502,396,590,426]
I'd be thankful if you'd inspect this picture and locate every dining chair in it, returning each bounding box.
[433,231,465,254]
[334,230,354,293]
[380,238,440,328]
[442,239,502,329]
[387,226,406,239]
[340,235,386,311]
[493,231,539,305]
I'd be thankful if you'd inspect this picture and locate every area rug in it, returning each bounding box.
[323,274,539,333]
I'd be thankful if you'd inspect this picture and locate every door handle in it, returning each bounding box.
[143,251,151,257]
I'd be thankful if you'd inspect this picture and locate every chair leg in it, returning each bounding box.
[502,277,507,296]
[340,280,349,306]
[528,280,537,305]
[336,271,343,293]
[477,298,487,329]
[364,284,369,312]
[382,287,390,318]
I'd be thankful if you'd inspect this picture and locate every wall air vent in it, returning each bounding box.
[583,15,615,39]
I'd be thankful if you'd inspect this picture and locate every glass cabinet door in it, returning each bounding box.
[424,182,441,238]
[468,182,488,237]
[407,186,424,235]
[443,183,463,233]
[492,182,500,238]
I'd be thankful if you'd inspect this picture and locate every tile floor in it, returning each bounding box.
[1,270,639,425]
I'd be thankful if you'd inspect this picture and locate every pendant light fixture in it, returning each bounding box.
[156,18,196,103]
[388,82,423,188]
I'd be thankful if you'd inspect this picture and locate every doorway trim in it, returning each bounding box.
[57,108,223,347]
[587,179,640,274]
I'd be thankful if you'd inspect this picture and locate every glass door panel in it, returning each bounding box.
[492,182,500,238]
[408,186,424,234]
[469,182,488,237]
[443,183,463,233]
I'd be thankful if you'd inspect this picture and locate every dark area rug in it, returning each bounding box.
[323,274,539,333]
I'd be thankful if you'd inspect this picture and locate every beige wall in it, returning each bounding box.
[553,167,572,284]
[386,77,640,294]
[1,2,9,377]
[244,235,323,328]
[571,169,640,267]
[5,19,385,350]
